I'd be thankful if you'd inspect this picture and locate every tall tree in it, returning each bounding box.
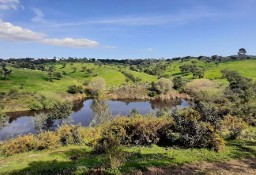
[0,63,12,80]
[238,48,247,58]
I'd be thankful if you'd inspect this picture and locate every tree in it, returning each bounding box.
[238,48,247,58]
[47,66,54,82]
[87,77,106,96]
[152,78,173,94]
[0,63,12,79]
[173,76,186,90]
[191,66,204,79]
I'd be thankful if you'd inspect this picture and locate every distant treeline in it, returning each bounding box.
[1,54,256,65]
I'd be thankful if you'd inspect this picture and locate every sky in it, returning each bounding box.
[0,0,255,59]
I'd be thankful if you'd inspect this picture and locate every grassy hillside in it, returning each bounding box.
[167,59,256,81]
[1,59,256,93]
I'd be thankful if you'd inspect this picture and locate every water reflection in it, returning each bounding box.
[0,99,189,141]
[90,99,113,126]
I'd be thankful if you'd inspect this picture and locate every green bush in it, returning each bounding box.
[67,85,83,94]
[173,108,225,151]
[37,131,60,150]
[222,115,248,139]
[99,116,174,146]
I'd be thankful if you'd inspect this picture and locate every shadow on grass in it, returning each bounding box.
[8,148,107,175]
[6,140,256,175]
[227,140,256,158]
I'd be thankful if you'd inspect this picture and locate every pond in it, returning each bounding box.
[0,99,189,141]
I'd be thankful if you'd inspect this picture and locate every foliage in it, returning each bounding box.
[50,102,73,120]
[98,116,174,146]
[1,134,37,156]
[222,115,248,139]
[87,77,106,96]
[0,63,12,80]
[67,85,83,94]
[120,70,142,82]
[90,99,113,127]
[173,108,225,151]
[172,76,186,90]
[150,78,173,95]
[0,125,101,156]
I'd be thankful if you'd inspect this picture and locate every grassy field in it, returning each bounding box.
[166,59,256,81]
[1,59,256,93]
[0,139,255,174]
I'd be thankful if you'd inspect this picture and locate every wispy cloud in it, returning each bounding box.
[0,0,20,10]
[102,45,116,49]
[0,19,99,48]
[31,7,46,23]
[53,8,221,28]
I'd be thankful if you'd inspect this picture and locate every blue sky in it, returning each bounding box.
[0,0,255,59]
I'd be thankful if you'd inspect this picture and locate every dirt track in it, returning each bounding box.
[131,158,256,175]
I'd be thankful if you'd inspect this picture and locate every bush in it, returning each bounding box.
[0,125,101,156]
[67,85,83,94]
[151,78,173,94]
[222,115,248,139]
[173,108,225,151]
[1,134,37,156]
[37,131,60,150]
[57,125,83,145]
[172,76,186,90]
[87,77,106,96]
[98,116,174,146]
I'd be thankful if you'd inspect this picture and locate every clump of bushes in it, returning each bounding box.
[86,77,106,96]
[172,76,187,90]
[173,108,225,151]
[0,125,101,156]
[149,78,173,96]
[222,115,248,139]
[67,85,83,94]
[97,116,174,148]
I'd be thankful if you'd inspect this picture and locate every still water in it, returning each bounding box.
[0,99,188,141]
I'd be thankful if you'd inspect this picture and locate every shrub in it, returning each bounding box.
[99,116,174,146]
[37,131,60,150]
[87,77,106,96]
[57,125,83,145]
[173,108,225,151]
[151,78,173,94]
[67,85,83,94]
[172,76,186,90]
[222,115,248,139]
[1,134,37,156]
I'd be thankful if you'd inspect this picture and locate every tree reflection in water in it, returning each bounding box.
[34,102,73,133]
[0,113,9,130]
[90,99,113,127]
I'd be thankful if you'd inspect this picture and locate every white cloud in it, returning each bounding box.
[31,7,46,23]
[0,19,99,48]
[0,19,45,40]
[0,0,20,10]
[43,38,98,48]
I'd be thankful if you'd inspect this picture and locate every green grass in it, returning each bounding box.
[1,59,256,93]
[0,139,255,174]
[0,63,159,93]
[166,59,256,81]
